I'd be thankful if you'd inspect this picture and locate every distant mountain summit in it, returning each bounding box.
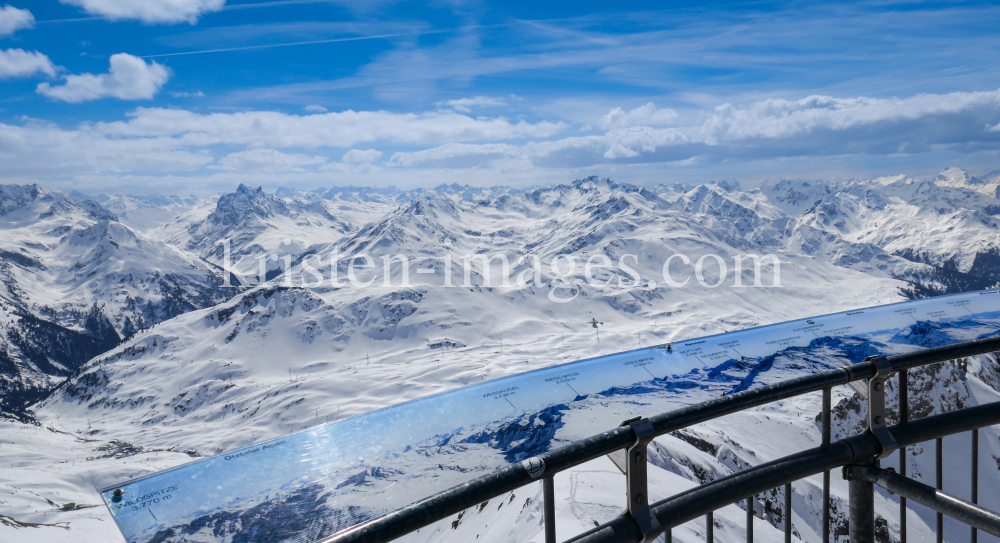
[0,183,116,222]
[209,183,292,226]
[156,183,354,282]
[932,166,1000,198]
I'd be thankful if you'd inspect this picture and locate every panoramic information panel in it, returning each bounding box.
[100,290,1000,543]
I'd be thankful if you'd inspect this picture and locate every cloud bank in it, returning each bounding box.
[392,90,1000,168]
[3,88,1000,186]
[91,107,566,147]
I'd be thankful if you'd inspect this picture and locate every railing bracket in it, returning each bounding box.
[864,355,899,460]
[622,417,662,542]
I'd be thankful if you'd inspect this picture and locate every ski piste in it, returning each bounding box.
[98,289,1000,543]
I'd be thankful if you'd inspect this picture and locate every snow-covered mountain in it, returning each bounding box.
[771,174,1000,293]
[1,167,1000,543]
[931,167,1000,199]
[0,185,237,413]
[154,184,364,282]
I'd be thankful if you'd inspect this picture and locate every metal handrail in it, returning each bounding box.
[325,335,1000,543]
[567,401,1000,542]
[857,465,1000,538]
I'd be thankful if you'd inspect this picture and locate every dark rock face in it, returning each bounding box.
[0,308,119,413]
[78,199,119,222]
[207,184,291,228]
[968,248,1000,285]
[0,184,44,216]
[893,248,998,298]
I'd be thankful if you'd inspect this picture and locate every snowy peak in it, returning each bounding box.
[0,184,240,416]
[208,184,292,227]
[934,167,985,187]
[1,209,235,337]
[66,219,140,250]
[301,185,402,205]
[522,176,660,215]
[403,196,461,220]
[159,185,354,280]
[340,196,463,256]
[0,184,117,227]
[759,179,836,216]
[0,184,45,215]
[932,167,1000,198]
[799,192,870,234]
[675,185,774,244]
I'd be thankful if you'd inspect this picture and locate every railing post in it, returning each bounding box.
[543,476,556,543]
[937,437,943,543]
[845,356,897,543]
[706,512,714,542]
[846,464,876,543]
[784,483,792,543]
[746,496,753,542]
[822,387,831,543]
[899,368,908,543]
[972,428,979,543]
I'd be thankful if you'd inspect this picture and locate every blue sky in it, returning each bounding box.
[2,0,1000,194]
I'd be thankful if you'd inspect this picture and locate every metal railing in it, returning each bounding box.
[324,336,1000,543]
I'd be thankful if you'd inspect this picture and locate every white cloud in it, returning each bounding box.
[0,48,57,78]
[388,89,1000,168]
[5,88,1000,185]
[341,148,381,163]
[214,149,327,172]
[0,119,213,178]
[442,96,507,113]
[600,103,678,129]
[37,53,171,103]
[59,0,225,24]
[697,91,1000,143]
[319,161,382,174]
[389,143,518,167]
[0,4,33,36]
[389,131,689,167]
[170,90,205,97]
[304,104,328,113]
[92,108,566,147]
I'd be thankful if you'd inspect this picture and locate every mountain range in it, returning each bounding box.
[1,167,999,543]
